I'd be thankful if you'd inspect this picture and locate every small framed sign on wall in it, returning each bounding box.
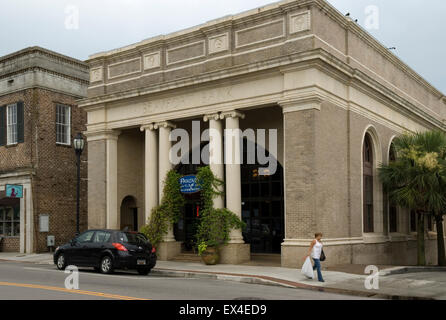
[6,184,23,198]
[39,214,49,233]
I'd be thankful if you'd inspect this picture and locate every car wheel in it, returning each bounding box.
[137,267,151,275]
[56,253,67,270]
[100,256,114,274]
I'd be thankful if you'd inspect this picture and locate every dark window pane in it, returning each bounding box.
[272,182,281,196]
[242,183,250,197]
[251,183,259,197]
[389,206,397,232]
[260,183,270,197]
[260,202,270,217]
[410,210,417,232]
[272,201,281,217]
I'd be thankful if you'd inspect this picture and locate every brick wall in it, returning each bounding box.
[0,87,88,252]
[0,237,19,252]
[32,88,87,252]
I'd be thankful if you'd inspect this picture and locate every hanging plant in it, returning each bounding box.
[140,170,184,248]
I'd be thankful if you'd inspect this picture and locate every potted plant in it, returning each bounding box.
[195,167,245,265]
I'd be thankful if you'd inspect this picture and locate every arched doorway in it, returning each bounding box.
[241,139,284,253]
[120,196,138,231]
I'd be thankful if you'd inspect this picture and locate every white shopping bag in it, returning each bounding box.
[301,257,314,279]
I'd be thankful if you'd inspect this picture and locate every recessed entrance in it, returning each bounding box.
[173,138,284,254]
[120,196,138,231]
[241,140,284,254]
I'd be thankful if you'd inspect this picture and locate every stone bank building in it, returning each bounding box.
[80,0,446,267]
[0,47,88,253]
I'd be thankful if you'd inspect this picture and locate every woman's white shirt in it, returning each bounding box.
[311,240,323,259]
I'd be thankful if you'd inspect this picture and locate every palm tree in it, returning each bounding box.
[378,131,446,266]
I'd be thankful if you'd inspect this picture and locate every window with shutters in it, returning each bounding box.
[6,103,18,145]
[56,104,71,145]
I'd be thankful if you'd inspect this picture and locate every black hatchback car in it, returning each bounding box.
[54,230,156,275]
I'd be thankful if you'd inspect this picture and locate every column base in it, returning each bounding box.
[157,241,181,261]
[219,243,251,264]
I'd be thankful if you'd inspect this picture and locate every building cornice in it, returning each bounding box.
[0,46,88,70]
[80,48,446,131]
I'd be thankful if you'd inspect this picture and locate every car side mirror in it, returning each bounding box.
[71,238,77,246]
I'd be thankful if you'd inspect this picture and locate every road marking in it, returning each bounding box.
[0,281,149,300]
[22,267,200,280]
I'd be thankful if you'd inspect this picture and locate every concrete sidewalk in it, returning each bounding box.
[1,252,445,300]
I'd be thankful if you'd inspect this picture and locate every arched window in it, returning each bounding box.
[363,134,374,233]
[388,143,398,233]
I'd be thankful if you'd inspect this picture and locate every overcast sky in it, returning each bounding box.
[1,0,445,92]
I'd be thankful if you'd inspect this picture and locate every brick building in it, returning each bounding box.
[79,0,446,266]
[0,47,88,253]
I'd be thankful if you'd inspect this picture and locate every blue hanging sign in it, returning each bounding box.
[179,175,201,194]
[6,184,23,198]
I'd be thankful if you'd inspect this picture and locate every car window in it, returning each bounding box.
[117,232,148,245]
[92,231,111,243]
[76,231,95,243]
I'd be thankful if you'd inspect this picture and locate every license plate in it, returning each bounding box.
[137,259,146,265]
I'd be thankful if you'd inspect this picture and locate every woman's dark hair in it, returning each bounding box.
[315,232,322,238]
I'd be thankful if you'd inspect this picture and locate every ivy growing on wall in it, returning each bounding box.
[140,170,184,247]
[140,166,245,254]
[195,166,246,250]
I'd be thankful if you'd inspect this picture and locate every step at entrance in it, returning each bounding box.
[171,252,202,262]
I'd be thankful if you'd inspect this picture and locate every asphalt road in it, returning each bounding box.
[0,261,374,300]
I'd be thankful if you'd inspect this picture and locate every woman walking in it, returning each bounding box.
[305,232,325,282]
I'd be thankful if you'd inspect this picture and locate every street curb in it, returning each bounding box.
[152,268,433,300]
[380,266,446,276]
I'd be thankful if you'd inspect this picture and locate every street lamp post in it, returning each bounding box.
[73,133,85,236]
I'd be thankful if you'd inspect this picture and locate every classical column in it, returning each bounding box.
[140,124,158,224]
[155,121,177,243]
[105,130,121,230]
[203,113,224,208]
[221,111,245,244]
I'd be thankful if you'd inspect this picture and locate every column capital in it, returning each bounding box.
[203,113,221,122]
[84,129,121,142]
[140,123,156,131]
[220,110,245,120]
[154,121,176,130]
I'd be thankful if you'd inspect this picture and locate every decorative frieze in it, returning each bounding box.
[235,19,285,48]
[108,58,141,79]
[208,33,229,54]
[90,67,103,83]
[289,11,311,34]
[143,52,161,70]
[166,41,205,65]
